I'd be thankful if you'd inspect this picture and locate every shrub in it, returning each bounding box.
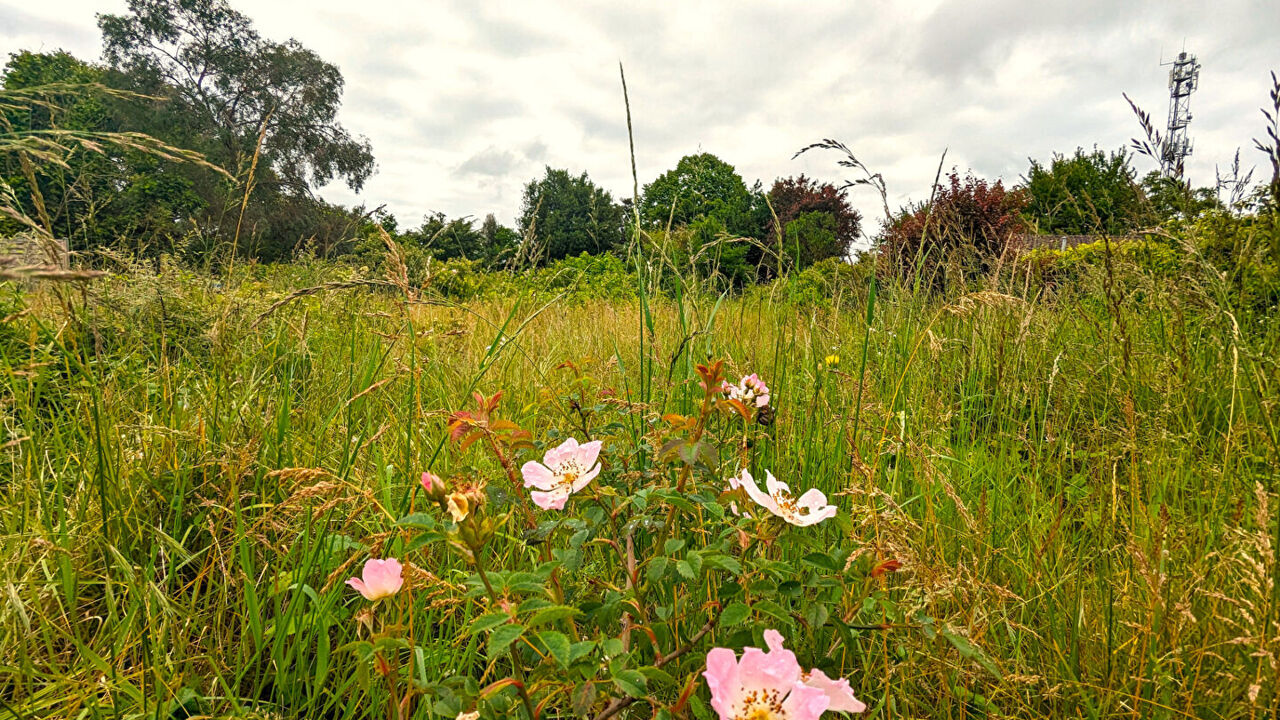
[878,171,1028,290]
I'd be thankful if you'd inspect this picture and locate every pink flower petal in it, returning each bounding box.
[804,669,867,713]
[781,682,831,720]
[543,437,579,469]
[739,469,780,516]
[521,461,557,490]
[571,464,600,492]
[346,577,369,599]
[703,647,742,720]
[574,439,603,470]
[530,488,569,510]
[764,471,792,498]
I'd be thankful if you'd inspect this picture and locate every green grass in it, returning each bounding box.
[1,248,1277,719]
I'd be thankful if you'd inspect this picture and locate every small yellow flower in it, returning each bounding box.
[824,354,841,367]
[446,492,471,523]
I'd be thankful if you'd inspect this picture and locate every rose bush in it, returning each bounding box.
[341,361,878,719]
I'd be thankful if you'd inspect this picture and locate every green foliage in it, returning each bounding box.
[1189,208,1280,312]
[1023,235,1183,289]
[1022,147,1149,234]
[518,167,625,264]
[99,0,374,192]
[1141,171,1222,221]
[641,152,759,237]
[765,175,862,275]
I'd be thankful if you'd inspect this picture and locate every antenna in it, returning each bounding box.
[1159,50,1200,178]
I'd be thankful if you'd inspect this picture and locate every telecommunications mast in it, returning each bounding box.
[1161,50,1200,177]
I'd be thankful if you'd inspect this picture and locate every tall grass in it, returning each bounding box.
[1,239,1277,718]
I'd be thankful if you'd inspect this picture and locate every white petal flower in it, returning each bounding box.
[737,469,837,527]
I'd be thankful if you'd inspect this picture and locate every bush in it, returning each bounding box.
[878,171,1027,290]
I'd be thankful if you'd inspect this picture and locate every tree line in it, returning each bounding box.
[3,0,1270,284]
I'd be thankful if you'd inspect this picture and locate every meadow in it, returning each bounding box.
[2,234,1277,719]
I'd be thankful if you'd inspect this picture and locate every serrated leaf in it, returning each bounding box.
[527,605,581,627]
[647,557,669,582]
[537,630,571,668]
[720,601,751,626]
[704,554,742,575]
[637,665,677,687]
[569,640,597,663]
[685,550,703,575]
[676,560,695,580]
[572,681,598,716]
[612,669,648,698]
[396,513,436,528]
[469,612,511,634]
[487,623,525,657]
[754,600,791,624]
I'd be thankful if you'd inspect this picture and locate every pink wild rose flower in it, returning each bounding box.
[737,469,838,527]
[520,437,603,510]
[345,558,404,601]
[704,629,865,719]
[722,373,771,408]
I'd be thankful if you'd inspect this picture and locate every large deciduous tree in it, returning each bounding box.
[640,153,757,236]
[98,0,374,194]
[765,175,862,274]
[1022,147,1148,235]
[518,167,625,264]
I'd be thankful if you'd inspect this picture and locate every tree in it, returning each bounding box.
[765,175,861,274]
[640,153,757,236]
[517,167,625,264]
[1,50,214,253]
[1022,147,1148,235]
[1140,171,1221,221]
[98,0,374,194]
[878,171,1027,288]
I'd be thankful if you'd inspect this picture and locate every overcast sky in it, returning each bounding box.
[3,0,1279,245]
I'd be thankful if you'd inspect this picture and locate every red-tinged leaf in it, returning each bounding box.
[490,419,521,431]
[485,391,503,412]
[662,413,686,425]
[871,559,903,578]
[480,677,525,699]
[673,672,699,712]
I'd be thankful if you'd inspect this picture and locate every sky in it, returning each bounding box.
[3,0,1279,248]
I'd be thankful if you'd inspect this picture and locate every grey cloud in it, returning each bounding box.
[456,146,519,177]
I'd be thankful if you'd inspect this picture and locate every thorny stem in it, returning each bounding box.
[472,547,538,720]
[590,603,726,720]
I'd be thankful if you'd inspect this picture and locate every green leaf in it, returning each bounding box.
[720,601,751,627]
[569,640,597,663]
[685,550,703,575]
[396,513,436,529]
[664,538,686,554]
[538,630,571,668]
[572,681,598,716]
[754,600,791,625]
[941,627,1002,679]
[646,557,669,582]
[703,553,742,575]
[637,665,677,687]
[802,552,838,572]
[527,605,582,628]
[487,623,525,657]
[469,612,511,634]
[676,560,696,580]
[612,668,648,698]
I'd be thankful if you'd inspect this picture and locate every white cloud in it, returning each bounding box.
[3,0,1279,243]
